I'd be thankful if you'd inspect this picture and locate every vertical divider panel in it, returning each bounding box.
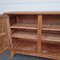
[37,15,42,52]
[4,14,13,49]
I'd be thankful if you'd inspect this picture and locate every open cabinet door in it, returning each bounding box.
[0,14,9,54]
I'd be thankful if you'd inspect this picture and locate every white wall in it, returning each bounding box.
[0,0,60,14]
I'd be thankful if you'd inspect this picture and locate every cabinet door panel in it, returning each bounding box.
[0,14,9,54]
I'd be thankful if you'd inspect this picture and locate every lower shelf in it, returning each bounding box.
[11,23,37,30]
[13,39,37,52]
[42,43,60,55]
[11,39,60,60]
[12,49,60,60]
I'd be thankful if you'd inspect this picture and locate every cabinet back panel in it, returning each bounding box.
[9,15,37,25]
[9,15,16,25]
[43,15,60,25]
[16,15,37,24]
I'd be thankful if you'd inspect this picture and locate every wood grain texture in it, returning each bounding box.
[13,40,37,52]
[12,31,37,40]
[4,12,60,60]
[37,15,42,52]
[4,14,13,48]
[4,11,60,15]
[0,14,8,54]
[11,23,37,30]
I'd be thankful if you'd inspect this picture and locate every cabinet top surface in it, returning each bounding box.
[4,11,60,15]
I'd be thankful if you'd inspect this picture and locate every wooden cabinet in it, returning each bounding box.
[5,12,60,60]
[0,15,9,54]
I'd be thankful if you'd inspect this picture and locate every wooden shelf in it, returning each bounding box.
[42,25,60,31]
[11,23,37,30]
[42,43,60,55]
[12,31,37,41]
[0,32,6,37]
[13,40,37,51]
[12,31,60,45]
[42,33,60,42]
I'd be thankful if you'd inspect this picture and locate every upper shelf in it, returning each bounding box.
[11,23,60,31]
[11,23,37,30]
[42,25,60,31]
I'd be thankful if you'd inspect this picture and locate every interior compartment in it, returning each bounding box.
[9,14,38,52]
[42,42,60,55]
[11,29,37,41]
[42,15,60,31]
[42,31,60,42]
[42,15,60,55]
[12,38,37,52]
[42,30,60,55]
[6,12,60,59]
[9,15,37,30]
